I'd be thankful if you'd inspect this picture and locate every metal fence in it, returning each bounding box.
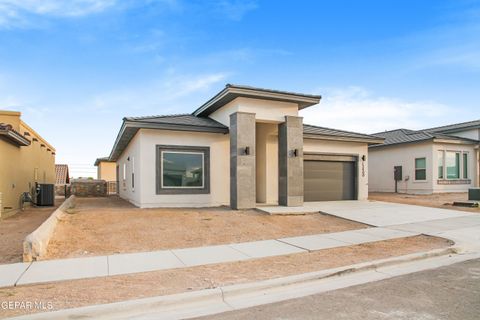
[106,181,117,195]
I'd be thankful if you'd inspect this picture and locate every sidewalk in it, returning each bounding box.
[0,226,419,288]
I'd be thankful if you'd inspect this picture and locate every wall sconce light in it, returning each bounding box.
[127,156,130,161]
[293,149,299,157]
[244,146,250,155]
[361,155,366,161]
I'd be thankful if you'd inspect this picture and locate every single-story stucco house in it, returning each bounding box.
[369,120,480,194]
[108,84,383,209]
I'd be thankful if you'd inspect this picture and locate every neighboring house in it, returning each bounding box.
[108,84,383,209]
[369,120,480,194]
[0,110,56,217]
[55,164,70,196]
[94,157,117,181]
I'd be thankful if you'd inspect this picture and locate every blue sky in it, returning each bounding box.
[0,0,479,177]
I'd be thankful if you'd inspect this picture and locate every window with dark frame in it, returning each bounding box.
[415,157,426,181]
[156,145,210,194]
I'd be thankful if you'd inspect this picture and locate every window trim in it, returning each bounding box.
[437,150,444,179]
[160,151,205,189]
[156,145,210,194]
[462,152,468,179]
[414,157,427,181]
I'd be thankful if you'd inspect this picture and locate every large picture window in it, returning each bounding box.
[415,157,426,181]
[156,145,210,194]
[162,151,204,188]
[446,151,460,179]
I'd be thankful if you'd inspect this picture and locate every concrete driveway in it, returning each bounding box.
[307,200,473,227]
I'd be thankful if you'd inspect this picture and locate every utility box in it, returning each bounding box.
[394,166,402,181]
[469,188,480,201]
[36,183,55,206]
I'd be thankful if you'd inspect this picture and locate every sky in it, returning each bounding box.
[0,0,479,177]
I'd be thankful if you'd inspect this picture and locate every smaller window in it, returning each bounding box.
[446,152,460,179]
[415,157,426,181]
[437,151,444,179]
[131,157,135,189]
[463,153,468,179]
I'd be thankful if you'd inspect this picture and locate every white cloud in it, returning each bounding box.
[90,72,229,113]
[213,0,258,21]
[0,0,117,28]
[300,86,454,134]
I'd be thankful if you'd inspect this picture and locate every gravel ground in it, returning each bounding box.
[0,200,62,264]
[45,196,368,259]
[369,192,479,213]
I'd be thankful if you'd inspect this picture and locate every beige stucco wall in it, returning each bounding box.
[256,123,279,204]
[0,111,55,217]
[97,161,117,181]
[369,142,434,194]
[369,141,478,194]
[209,97,299,127]
[118,129,230,208]
[117,130,142,206]
[445,128,480,140]
[303,139,370,200]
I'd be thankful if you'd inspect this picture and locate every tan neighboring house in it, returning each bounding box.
[0,110,56,217]
[108,84,383,209]
[94,157,117,181]
[369,120,480,194]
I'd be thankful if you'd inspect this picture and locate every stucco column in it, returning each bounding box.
[230,112,256,209]
[278,116,304,206]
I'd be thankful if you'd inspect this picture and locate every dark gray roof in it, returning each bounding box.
[303,124,384,144]
[424,119,480,133]
[125,113,227,129]
[109,114,228,161]
[193,84,321,117]
[370,128,479,148]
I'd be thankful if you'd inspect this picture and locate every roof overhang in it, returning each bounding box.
[369,137,479,149]
[109,120,229,161]
[304,133,385,145]
[0,127,31,146]
[432,138,480,145]
[94,158,115,166]
[193,84,321,117]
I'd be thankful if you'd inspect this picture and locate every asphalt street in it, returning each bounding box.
[196,258,480,320]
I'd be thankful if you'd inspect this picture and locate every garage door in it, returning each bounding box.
[304,159,356,201]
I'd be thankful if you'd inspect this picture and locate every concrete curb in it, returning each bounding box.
[22,196,76,262]
[7,246,458,320]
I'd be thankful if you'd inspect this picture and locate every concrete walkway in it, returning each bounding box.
[0,226,419,288]
[1,201,479,289]
[258,200,472,226]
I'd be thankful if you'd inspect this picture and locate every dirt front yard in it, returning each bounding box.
[0,235,452,318]
[0,200,62,264]
[369,192,479,213]
[45,197,368,260]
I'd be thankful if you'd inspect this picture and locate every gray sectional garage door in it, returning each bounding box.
[304,159,356,201]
